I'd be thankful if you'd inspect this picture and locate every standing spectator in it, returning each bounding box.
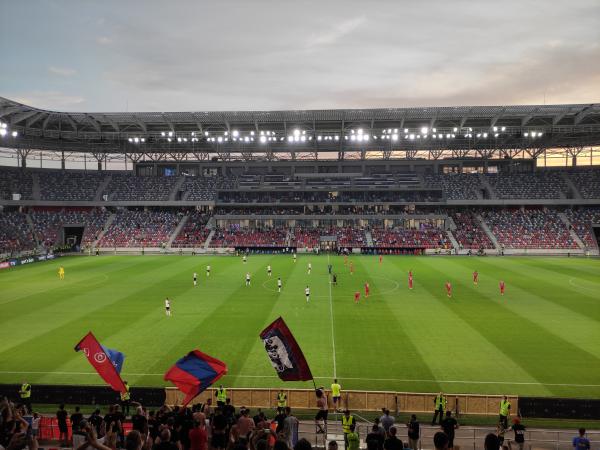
[237,409,255,440]
[433,432,449,450]
[328,441,339,450]
[132,406,148,434]
[210,409,228,450]
[71,406,84,434]
[383,427,403,450]
[88,409,104,437]
[510,418,526,450]
[315,388,328,434]
[341,410,355,449]
[331,379,342,412]
[346,424,360,450]
[572,428,590,450]
[154,429,179,450]
[432,393,446,426]
[406,415,420,450]
[440,411,458,450]
[189,418,207,450]
[31,412,40,439]
[499,396,511,429]
[379,409,395,435]
[56,404,69,447]
[484,433,500,450]
[121,381,131,417]
[18,381,31,412]
[281,407,299,450]
[366,424,385,450]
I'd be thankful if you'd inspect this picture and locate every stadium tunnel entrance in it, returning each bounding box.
[63,226,84,251]
[593,225,600,248]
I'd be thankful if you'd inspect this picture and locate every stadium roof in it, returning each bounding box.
[1,96,600,159]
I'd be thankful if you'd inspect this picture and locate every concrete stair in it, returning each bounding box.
[557,212,586,250]
[478,173,497,199]
[169,176,186,201]
[94,174,112,201]
[476,214,500,250]
[365,230,374,247]
[31,173,41,200]
[203,229,215,249]
[561,172,582,199]
[167,215,189,247]
[93,213,115,248]
[25,213,41,248]
[446,230,460,252]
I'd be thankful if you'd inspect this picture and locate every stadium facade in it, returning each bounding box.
[1,97,600,257]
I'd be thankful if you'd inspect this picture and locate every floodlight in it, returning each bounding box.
[357,128,363,135]
[232,130,239,137]
[392,134,399,141]
[494,133,499,138]
[493,127,498,132]
[364,134,369,141]
[293,129,300,136]
[433,128,437,132]
[167,138,172,142]
[483,133,488,138]
[140,138,145,143]
[453,127,457,132]
[0,122,5,129]
[161,131,166,137]
[260,136,266,143]
[501,127,506,131]
[317,136,322,141]
[421,127,428,134]
[250,131,255,136]
[204,131,209,136]
[476,133,481,138]
[538,132,543,137]
[0,129,7,137]
[524,132,529,137]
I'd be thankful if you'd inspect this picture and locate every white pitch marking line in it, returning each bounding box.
[2,371,599,388]
[327,253,337,379]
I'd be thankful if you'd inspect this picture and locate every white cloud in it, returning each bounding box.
[48,66,77,77]
[11,91,85,110]
[96,36,113,45]
[305,16,366,48]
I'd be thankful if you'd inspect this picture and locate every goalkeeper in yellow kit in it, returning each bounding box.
[58,266,65,280]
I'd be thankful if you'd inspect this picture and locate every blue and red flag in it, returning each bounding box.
[164,350,228,406]
[74,332,127,393]
[259,317,313,382]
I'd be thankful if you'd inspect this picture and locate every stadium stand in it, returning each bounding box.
[451,211,494,249]
[565,207,600,249]
[371,227,452,249]
[486,172,568,199]
[38,171,105,201]
[98,209,180,247]
[211,227,287,247]
[171,210,211,247]
[568,169,600,199]
[481,208,578,249]
[0,210,36,254]
[290,227,321,248]
[0,167,33,200]
[423,173,482,200]
[106,174,178,201]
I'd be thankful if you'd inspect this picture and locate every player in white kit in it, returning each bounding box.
[165,298,171,316]
[193,272,197,286]
[206,265,211,277]
[278,277,282,292]
[267,265,272,277]
[308,262,312,275]
[245,272,251,286]
[305,286,310,302]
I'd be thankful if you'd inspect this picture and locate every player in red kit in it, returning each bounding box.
[364,282,370,298]
[499,280,505,295]
[354,291,360,303]
[445,281,452,298]
[473,270,479,285]
[379,255,382,264]
[408,272,414,290]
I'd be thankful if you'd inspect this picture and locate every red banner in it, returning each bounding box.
[74,332,126,393]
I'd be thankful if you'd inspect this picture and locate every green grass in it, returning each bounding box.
[1,254,600,398]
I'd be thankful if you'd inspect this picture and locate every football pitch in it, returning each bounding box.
[1,254,600,399]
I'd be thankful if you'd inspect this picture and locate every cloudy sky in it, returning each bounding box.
[1,0,600,112]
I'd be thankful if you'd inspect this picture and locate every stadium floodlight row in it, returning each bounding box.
[1,96,600,161]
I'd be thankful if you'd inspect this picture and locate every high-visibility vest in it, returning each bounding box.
[331,383,341,397]
[20,383,31,399]
[120,384,130,401]
[277,392,287,407]
[216,388,227,403]
[342,415,355,433]
[435,395,446,410]
[500,400,511,416]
